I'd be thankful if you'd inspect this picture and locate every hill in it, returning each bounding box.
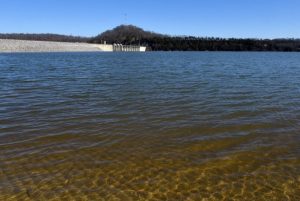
[90,25,164,45]
[89,25,300,51]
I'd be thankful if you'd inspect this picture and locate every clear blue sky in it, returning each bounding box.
[0,0,299,38]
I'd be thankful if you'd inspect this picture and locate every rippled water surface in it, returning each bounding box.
[0,52,300,200]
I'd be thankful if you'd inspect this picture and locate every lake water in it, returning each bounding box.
[0,52,299,200]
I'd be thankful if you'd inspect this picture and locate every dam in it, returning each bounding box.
[96,44,146,52]
[0,39,147,52]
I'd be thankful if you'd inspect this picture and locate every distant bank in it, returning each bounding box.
[0,39,146,53]
[1,25,300,51]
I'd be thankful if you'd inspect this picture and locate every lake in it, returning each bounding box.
[0,52,299,200]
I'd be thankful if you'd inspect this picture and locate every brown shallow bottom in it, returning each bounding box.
[1,130,299,201]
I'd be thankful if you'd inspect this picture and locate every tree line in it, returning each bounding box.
[138,37,300,51]
[0,33,89,43]
[89,25,300,51]
[1,25,300,51]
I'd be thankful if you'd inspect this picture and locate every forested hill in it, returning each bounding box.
[1,25,300,51]
[90,25,164,44]
[0,33,89,43]
[89,25,300,51]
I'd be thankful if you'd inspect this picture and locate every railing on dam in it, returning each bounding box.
[113,44,145,52]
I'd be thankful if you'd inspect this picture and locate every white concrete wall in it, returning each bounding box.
[140,46,146,52]
[93,44,113,52]
[0,39,102,52]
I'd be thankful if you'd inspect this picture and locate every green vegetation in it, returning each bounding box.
[1,25,300,51]
[0,33,89,43]
[90,25,300,51]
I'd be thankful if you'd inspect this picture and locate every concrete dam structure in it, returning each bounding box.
[97,44,146,52]
[113,44,146,52]
[0,39,147,53]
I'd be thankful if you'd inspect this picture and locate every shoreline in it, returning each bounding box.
[1,39,298,53]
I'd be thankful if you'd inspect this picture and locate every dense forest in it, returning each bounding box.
[141,37,300,51]
[90,25,300,51]
[1,25,300,51]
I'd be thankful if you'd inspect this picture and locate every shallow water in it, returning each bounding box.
[0,52,299,200]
